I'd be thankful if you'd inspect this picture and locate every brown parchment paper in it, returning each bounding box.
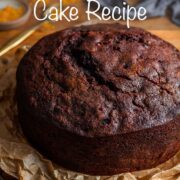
[0,44,180,180]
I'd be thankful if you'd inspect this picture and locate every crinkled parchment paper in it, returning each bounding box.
[0,45,180,180]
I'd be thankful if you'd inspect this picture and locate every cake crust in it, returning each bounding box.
[16,23,180,175]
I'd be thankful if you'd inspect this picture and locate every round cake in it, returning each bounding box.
[16,23,180,176]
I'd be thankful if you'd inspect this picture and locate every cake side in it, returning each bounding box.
[18,103,180,175]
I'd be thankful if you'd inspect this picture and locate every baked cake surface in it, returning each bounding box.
[16,24,180,175]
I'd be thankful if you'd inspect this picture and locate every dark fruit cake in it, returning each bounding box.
[16,24,180,176]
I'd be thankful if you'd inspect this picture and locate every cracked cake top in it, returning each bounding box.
[17,23,180,137]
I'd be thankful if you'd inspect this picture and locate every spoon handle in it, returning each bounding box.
[0,22,45,57]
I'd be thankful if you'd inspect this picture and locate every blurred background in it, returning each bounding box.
[0,0,179,59]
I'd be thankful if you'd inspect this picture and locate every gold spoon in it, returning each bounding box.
[0,3,59,57]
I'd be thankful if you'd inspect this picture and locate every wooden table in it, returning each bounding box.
[0,1,179,179]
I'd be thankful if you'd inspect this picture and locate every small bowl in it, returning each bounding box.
[0,0,31,31]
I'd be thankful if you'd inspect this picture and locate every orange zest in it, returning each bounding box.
[0,6,24,23]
